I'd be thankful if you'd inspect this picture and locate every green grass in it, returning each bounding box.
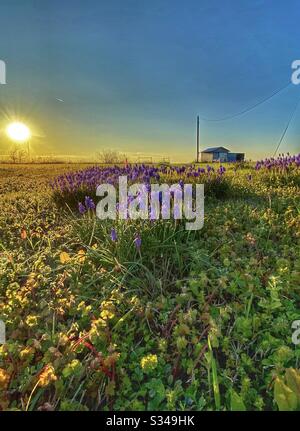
[0,163,300,411]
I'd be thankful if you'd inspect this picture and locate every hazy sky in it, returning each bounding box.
[0,0,299,161]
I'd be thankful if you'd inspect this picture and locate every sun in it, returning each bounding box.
[6,122,31,143]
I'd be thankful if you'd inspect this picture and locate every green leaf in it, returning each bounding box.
[230,390,246,411]
[208,336,221,411]
[274,377,298,411]
[146,378,166,410]
[285,368,300,398]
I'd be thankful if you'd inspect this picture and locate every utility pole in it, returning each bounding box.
[196,115,200,163]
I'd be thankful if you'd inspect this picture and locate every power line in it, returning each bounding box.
[273,94,300,157]
[199,81,292,122]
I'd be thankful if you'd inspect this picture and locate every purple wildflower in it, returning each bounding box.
[218,165,226,175]
[134,234,142,250]
[111,228,117,242]
[78,202,86,214]
[85,196,95,210]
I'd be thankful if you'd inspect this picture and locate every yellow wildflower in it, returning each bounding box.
[100,309,115,320]
[77,250,86,263]
[0,368,10,390]
[100,300,115,320]
[60,251,71,264]
[20,346,35,360]
[140,354,158,372]
[25,315,38,327]
[39,365,57,387]
[77,301,92,315]
[101,300,114,308]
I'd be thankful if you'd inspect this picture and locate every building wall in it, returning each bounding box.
[200,152,213,162]
[215,152,228,162]
[201,151,245,162]
[227,153,237,162]
[236,153,245,161]
[228,153,245,162]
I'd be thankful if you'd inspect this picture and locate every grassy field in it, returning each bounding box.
[0,161,300,411]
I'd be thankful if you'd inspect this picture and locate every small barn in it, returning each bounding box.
[200,147,245,163]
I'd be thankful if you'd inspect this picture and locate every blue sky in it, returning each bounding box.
[0,0,299,161]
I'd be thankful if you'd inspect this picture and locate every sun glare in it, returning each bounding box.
[6,122,31,143]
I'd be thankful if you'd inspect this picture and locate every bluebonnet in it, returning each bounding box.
[51,162,234,199]
[78,202,86,214]
[255,153,300,170]
[85,196,96,210]
[111,228,117,242]
[218,166,226,175]
[134,234,142,250]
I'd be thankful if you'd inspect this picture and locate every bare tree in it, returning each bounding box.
[96,149,127,164]
[9,147,27,163]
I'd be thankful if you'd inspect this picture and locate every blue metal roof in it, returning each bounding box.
[202,147,230,153]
